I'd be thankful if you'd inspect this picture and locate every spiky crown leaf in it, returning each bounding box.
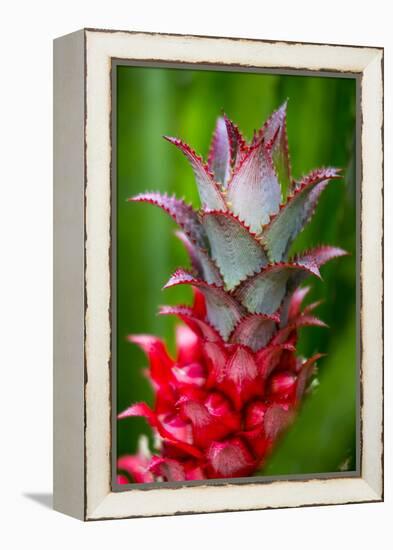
[129,102,346,348]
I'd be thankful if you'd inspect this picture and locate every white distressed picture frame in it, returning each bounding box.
[53,28,383,521]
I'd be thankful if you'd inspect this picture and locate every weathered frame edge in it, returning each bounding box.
[53,29,86,520]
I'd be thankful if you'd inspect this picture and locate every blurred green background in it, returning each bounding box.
[116,65,357,476]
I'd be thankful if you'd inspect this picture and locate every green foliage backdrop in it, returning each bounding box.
[116,65,357,475]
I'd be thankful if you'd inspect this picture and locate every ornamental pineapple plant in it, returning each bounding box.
[117,102,346,484]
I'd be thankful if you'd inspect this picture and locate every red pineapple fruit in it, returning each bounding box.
[117,103,347,483]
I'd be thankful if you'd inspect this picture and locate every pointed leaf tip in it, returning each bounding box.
[208,116,231,186]
[130,192,206,248]
[255,102,292,197]
[295,246,348,273]
[260,101,288,145]
[164,135,227,211]
[223,114,248,171]
[117,402,157,423]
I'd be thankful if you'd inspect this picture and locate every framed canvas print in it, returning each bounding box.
[53,28,383,520]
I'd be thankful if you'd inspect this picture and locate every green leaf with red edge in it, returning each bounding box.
[163,269,244,341]
[258,101,292,197]
[234,262,320,316]
[294,245,348,270]
[175,231,223,286]
[234,246,346,316]
[261,167,342,262]
[164,136,227,210]
[227,139,281,233]
[202,210,268,291]
[208,117,231,186]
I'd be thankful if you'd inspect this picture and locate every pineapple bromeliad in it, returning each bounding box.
[117,102,347,483]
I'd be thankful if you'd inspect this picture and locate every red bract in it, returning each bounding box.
[118,290,324,481]
[118,104,346,483]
